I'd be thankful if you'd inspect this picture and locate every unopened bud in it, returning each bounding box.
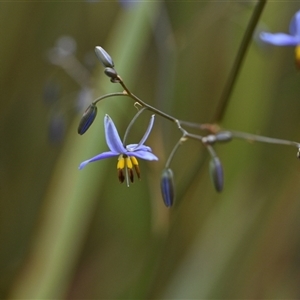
[160,168,175,207]
[215,131,232,143]
[104,67,120,83]
[297,148,300,159]
[95,46,114,68]
[77,104,97,135]
[209,157,224,192]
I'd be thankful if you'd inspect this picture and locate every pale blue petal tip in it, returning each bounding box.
[79,161,89,170]
[260,32,298,46]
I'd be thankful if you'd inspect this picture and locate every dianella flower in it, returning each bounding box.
[79,114,158,185]
[260,10,300,67]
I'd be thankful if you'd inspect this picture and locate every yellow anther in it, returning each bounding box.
[130,156,139,166]
[116,155,141,184]
[295,45,300,69]
[126,157,133,169]
[117,155,125,169]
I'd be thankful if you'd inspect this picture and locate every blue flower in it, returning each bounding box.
[79,114,158,184]
[260,10,300,66]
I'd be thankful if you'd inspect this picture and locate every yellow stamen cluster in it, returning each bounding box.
[295,45,300,69]
[117,155,141,183]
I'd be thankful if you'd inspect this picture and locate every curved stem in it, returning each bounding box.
[92,92,129,105]
[165,136,186,168]
[123,106,147,145]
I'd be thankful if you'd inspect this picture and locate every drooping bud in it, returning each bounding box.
[104,67,120,83]
[160,168,175,207]
[215,131,233,143]
[209,157,224,192]
[77,103,98,135]
[94,46,114,68]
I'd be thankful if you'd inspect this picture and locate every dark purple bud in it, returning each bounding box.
[209,157,224,192]
[95,46,114,68]
[104,67,120,83]
[160,168,175,207]
[77,104,97,135]
[215,131,232,143]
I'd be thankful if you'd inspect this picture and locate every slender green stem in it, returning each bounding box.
[119,79,177,123]
[92,92,128,105]
[165,136,186,168]
[230,130,300,148]
[178,120,219,133]
[206,144,218,159]
[185,133,203,142]
[213,0,267,122]
[123,107,147,145]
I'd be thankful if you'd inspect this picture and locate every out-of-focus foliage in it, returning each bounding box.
[1,1,300,299]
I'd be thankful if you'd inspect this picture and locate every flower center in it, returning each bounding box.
[117,155,141,184]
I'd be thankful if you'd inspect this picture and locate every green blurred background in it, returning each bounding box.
[2,1,300,299]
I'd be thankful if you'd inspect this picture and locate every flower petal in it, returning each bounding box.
[79,151,118,169]
[129,150,158,161]
[289,10,300,38]
[104,115,126,153]
[260,32,299,46]
[135,114,155,149]
[126,144,152,152]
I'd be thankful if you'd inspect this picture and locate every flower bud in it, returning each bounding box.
[104,67,120,83]
[209,157,224,192]
[215,131,232,143]
[160,168,175,207]
[297,148,300,159]
[77,104,97,135]
[94,46,114,68]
